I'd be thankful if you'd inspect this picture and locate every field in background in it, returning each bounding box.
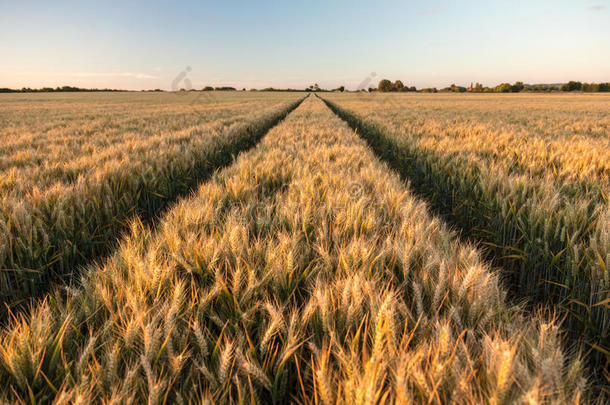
[0,92,607,402]
[0,92,302,199]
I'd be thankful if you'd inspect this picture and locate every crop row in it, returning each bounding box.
[0,93,305,315]
[0,97,585,403]
[320,93,609,387]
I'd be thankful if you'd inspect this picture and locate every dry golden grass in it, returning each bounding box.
[0,97,587,403]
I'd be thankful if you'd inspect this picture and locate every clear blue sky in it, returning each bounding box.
[1,0,608,90]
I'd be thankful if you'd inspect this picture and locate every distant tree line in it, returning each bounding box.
[374,79,610,93]
[559,81,610,92]
[467,81,608,93]
[0,86,125,93]
[4,80,608,94]
[257,88,310,92]
[200,86,237,91]
[198,86,312,92]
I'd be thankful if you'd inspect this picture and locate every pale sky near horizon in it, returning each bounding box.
[1,0,609,90]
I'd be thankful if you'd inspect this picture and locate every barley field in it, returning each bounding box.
[0,92,607,403]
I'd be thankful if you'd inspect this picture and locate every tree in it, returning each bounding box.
[510,81,524,92]
[449,83,467,93]
[495,83,511,93]
[561,81,582,92]
[378,79,393,92]
[393,80,405,92]
[583,83,599,92]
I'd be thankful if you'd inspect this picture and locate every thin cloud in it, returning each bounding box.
[423,7,441,15]
[589,5,605,11]
[74,72,158,79]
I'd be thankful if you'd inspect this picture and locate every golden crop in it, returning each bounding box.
[324,93,610,186]
[322,92,610,392]
[0,96,590,403]
[0,93,296,197]
[0,91,304,313]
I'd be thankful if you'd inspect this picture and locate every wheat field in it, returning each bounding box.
[321,93,610,385]
[0,92,607,403]
[0,92,303,314]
